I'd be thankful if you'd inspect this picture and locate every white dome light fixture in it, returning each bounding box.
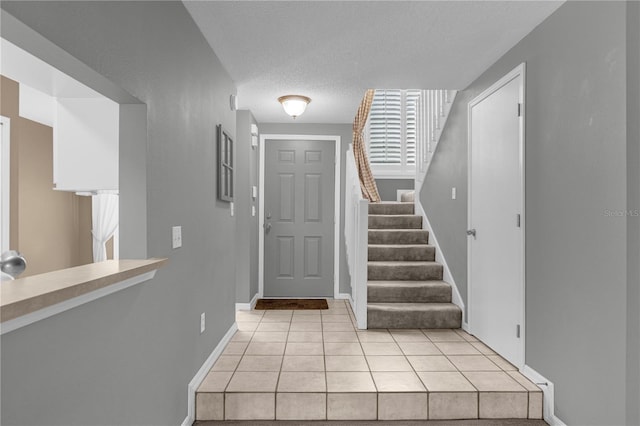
[278,95,311,119]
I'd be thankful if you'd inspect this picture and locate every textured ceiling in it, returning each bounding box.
[184,1,563,124]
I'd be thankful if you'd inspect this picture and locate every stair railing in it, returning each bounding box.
[345,146,369,329]
[415,90,457,191]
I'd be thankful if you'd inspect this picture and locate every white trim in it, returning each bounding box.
[1,116,10,253]
[258,134,341,299]
[467,63,526,368]
[0,270,156,335]
[521,365,566,426]
[235,292,259,311]
[335,293,351,300]
[181,322,238,426]
[414,200,467,327]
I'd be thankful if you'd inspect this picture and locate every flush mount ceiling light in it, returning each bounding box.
[278,95,311,119]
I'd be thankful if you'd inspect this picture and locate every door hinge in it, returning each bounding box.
[516,214,521,228]
[516,324,521,338]
[517,103,522,117]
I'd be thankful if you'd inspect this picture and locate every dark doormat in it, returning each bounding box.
[255,298,329,310]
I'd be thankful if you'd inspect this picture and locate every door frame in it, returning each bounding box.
[1,116,11,253]
[258,134,341,299]
[467,63,526,367]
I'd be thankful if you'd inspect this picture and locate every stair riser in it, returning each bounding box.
[368,215,422,229]
[368,286,451,303]
[368,203,414,215]
[368,308,462,329]
[368,264,443,281]
[368,246,435,261]
[369,230,429,244]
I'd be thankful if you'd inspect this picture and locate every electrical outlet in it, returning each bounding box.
[251,205,256,217]
[451,187,457,200]
[230,202,235,217]
[200,312,205,333]
[172,226,182,249]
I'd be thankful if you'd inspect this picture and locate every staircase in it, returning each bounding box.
[367,201,462,329]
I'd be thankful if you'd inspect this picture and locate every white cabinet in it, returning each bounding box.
[54,98,119,192]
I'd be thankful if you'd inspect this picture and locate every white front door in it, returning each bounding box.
[468,64,525,367]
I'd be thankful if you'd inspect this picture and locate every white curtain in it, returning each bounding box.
[92,191,119,262]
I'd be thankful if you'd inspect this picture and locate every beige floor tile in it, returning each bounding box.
[448,355,502,371]
[454,329,480,342]
[322,322,355,331]
[357,330,394,342]
[366,355,413,371]
[289,322,322,332]
[361,342,403,356]
[407,355,457,372]
[261,316,293,323]
[326,372,377,392]
[291,315,322,323]
[293,309,322,315]
[256,322,290,332]
[488,355,518,371]
[237,322,259,332]
[322,315,351,323]
[324,342,363,355]
[529,391,544,419]
[423,329,465,342]
[236,312,264,322]
[236,355,283,372]
[244,341,286,356]
[327,393,377,420]
[372,371,426,392]
[198,371,233,392]
[225,393,275,420]
[211,355,242,372]
[196,392,224,420]
[231,331,254,342]
[398,341,442,355]
[463,371,526,392]
[470,341,496,355]
[507,371,542,391]
[262,309,293,317]
[434,342,482,355]
[251,331,288,342]
[378,392,429,420]
[281,355,325,371]
[479,392,528,418]
[284,342,324,356]
[287,331,323,342]
[417,371,477,392]
[276,393,326,420]
[323,331,358,342]
[390,329,430,342]
[429,392,478,420]
[322,309,349,316]
[325,355,369,371]
[226,371,279,392]
[222,341,249,356]
[277,371,326,392]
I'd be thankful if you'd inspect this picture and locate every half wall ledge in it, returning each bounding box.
[0,258,168,334]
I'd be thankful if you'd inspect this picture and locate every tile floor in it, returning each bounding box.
[196,299,542,421]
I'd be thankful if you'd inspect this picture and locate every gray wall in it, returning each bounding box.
[235,110,260,304]
[627,2,640,424]
[260,123,352,295]
[1,2,237,425]
[421,2,631,424]
[375,178,414,201]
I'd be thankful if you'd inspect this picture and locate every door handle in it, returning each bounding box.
[264,222,272,233]
[466,229,476,238]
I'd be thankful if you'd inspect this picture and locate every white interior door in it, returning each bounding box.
[468,65,525,367]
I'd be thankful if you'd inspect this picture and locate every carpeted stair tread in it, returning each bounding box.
[368,280,452,303]
[368,202,414,215]
[368,229,429,244]
[368,261,443,281]
[367,302,462,329]
[368,244,435,261]
[368,214,423,229]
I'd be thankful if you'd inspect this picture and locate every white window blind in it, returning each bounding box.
[367,89,422,176]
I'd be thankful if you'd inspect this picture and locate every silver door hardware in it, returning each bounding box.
[264,222,272,233]
[266,213,272,219]
[466,229,476,238]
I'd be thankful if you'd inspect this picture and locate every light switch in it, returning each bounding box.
[451,187,457,200]
[172,226,182,249]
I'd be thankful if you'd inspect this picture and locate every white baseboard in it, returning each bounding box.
[235,293,259,311]
[521,365,566,426]
[414,200,466,324]
[461,321,470,332]
[335,292,351,300]
[181,322,238,426]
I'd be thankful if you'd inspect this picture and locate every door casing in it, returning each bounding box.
[259,134,341,299]
[467,63,526,367]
